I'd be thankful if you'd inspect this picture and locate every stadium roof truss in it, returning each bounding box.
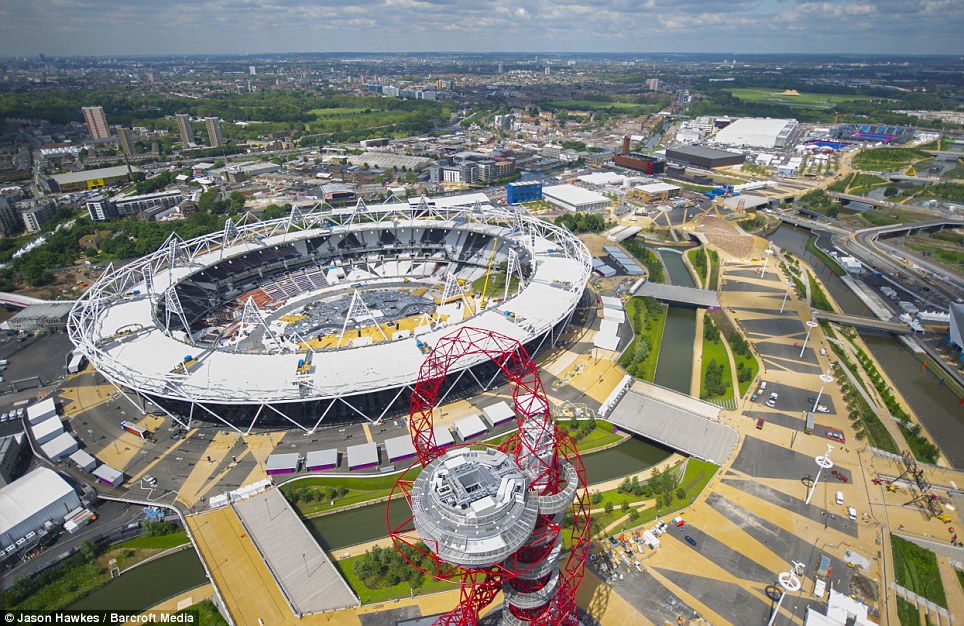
[67,197,591,434]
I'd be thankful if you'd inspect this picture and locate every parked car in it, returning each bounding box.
[684,535,697,547]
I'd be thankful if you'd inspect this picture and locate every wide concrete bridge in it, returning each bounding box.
[635,282,720,308]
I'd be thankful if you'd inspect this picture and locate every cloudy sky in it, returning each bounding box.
[1,0,961,57]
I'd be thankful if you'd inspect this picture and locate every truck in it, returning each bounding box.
[67,352,87,374]
[805,411,815,435]
[120,420,147,439]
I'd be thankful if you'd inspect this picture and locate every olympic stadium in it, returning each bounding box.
[67,193,592,431]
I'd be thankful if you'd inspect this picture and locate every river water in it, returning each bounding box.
[769,224,964,467]
[69,548,206,611]
[652,248,698,393]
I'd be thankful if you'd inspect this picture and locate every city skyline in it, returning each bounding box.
[1,0,962,57]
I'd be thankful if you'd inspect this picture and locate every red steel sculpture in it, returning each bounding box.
[388,327,591,626]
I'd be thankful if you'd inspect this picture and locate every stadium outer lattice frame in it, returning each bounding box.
[67,196,592,433]
[388,326,591,626]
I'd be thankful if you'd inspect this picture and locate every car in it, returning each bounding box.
[608,536,618,546]
[827,431,845,442]
[751,393,759,401]
[0,412,7,422]
[815,405,830,413]
[684,535,697,547]
[756,418,765,429]
[15,407,23,418]
[769,392,779,400]
[143,475,157,487]
[765,400,776,408]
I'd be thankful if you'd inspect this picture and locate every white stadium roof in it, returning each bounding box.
[70,198,590,411]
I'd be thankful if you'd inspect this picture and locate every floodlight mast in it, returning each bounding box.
[388,327,591,626]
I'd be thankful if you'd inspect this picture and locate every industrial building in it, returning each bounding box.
[0,434,25,487]
[542,184,609,213]
[506,180,542,205]
[666,146,746,169]
[347,151,433,171]
[0,467,82,547]
[5,301,74,332]
[613,152,666,176]
[44,165,139,193]
[628,182,681,203]
[712,118,799,149]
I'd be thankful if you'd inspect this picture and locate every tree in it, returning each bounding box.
[604,501,614,514]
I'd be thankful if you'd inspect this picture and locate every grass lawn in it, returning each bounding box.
[707,251,720,291]
[729,88,876,109]
[896,596,920,626]
[562,420,624,451]
[471,271,520,300]
[177,599,228,625]
[618,297,668,382]
[284,467,422,517]
[114,531,189,550]
[904,241,964,271]
[4,562,108,610]
[309,108,417,134]
[334,553,453,604]
[891,535,947,608]
[686,248,706,288]
[550,100,652,113]
[731,349,759,398]
[700,335,733,402]
[852,147,929,172]
[958,568,964,594]
[806,235,846,277]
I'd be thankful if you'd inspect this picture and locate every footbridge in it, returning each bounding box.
[812,310,912,334]
[0,292,46,309]
[605,382,738,465]
[636,282,720,308]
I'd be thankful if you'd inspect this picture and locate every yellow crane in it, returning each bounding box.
[479,238,499,309]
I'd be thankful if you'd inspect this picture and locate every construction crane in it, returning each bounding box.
[478,238,499,309]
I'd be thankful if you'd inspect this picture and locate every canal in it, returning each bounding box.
[769,224,964,467]
[69,548,206,611]
[308,435,673,551]
[652,248,698,394]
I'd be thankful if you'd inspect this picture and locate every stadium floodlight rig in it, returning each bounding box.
[388,326,591,626]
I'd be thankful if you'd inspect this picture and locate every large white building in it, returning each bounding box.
[713,118,799,149]
[542,184,610,213]
[0,467,82,547]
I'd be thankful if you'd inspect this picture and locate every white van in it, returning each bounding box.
[847,507,857,521]
[835,491,844,505]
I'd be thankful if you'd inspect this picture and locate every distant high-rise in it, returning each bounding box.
[249,66,256,76]
[117,126,135,156]
[82,106,110,140]
[646,78,660,91]
[205,116,224,148]
[176,113,195,146]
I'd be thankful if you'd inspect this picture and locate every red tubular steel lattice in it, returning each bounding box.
[387,327,591,626]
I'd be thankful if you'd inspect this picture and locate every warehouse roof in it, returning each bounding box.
[40,432,77,461]
[542,184,609,207]
[306,449,338,469]
[27,398,57,425]
[51,165,139,185]
[0,467,78,537]
[384,435,417,461]
[667,145,745,160]
[265,453,301,473]
[347,442,379,468]
[713,118,797,149]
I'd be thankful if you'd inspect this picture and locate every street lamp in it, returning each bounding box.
[800,317,818,358]
[780,280,794,314]
[811,367,834,414]
[805,444,834,506]
[767,563,803,626]
[761,244,774,279]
